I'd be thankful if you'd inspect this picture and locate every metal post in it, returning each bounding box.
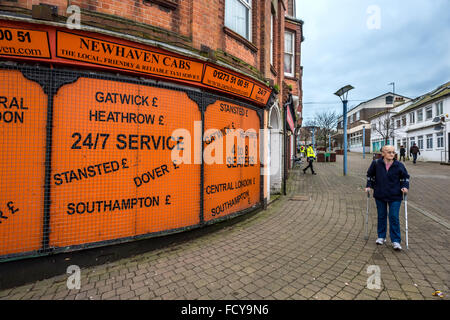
[329,135,331,152]
[312,127,315,148]
[283,102,287,196]
[363,125,366,159]
[343,100,348,175]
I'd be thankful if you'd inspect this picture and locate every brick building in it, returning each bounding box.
[0,0,303,260]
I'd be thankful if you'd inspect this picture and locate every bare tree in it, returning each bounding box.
[373,110,396,145]
[313,110,339,150]
[301,120,316,145]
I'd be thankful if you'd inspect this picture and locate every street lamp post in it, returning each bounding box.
[334,85,354,176]
[363,125,365,159]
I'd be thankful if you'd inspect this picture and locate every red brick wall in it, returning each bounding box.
[0,0,302,102]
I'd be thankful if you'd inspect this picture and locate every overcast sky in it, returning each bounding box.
[296,0,450,122]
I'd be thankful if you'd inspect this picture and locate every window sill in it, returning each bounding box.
[270,65,277,76]
[143,0,178,10]
[284,75,297,81]
[223,26,258,53]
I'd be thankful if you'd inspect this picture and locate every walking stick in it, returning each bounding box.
[404,193,409,249]
[364,191,370,240]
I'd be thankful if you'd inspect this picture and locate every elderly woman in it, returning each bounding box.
[365,145,410,251]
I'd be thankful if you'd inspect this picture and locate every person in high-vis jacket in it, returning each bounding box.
[300,145,306,158]
[365,145,410,251]
[303,144,317,175]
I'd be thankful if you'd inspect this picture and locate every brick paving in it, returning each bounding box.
[0,153,449,300]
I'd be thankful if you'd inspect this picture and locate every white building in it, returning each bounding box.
[335,92,410,153]
[369,100,413,153]
[392,82,450,162]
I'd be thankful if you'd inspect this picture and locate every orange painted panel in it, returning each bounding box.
[50,78,201,248]
[202,66,254,98]
[0,27,51,58]
[56,31,203,83]
[0,70,47,256]
[204,100,261,221]
[250,83,271,105]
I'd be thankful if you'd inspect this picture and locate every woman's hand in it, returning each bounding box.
[401,188,408,194]
[365,188,372,193]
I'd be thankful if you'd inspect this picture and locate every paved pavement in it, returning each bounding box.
[0,153,449,300]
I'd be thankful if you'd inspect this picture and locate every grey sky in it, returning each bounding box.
[296,0,450,122]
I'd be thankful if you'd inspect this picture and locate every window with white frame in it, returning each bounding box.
[418,135,423,149]
[284,31,295,76]
[270,13,274,66]
[401,115,406,126]
[425,106,433,120]
[409,137,415,148]
[356,111,360,121]
[396,119,401,128]
[437,132,444,148]
[372,123,377,130]
[417,109,423,122]
[426,134,433,149]
[436,101,443,116]
[225,0,252,40]
[409,112,415,124]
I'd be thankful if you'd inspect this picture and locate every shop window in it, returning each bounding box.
[418,136,423,149]
[437,132,444,148]
[426,134,433,149]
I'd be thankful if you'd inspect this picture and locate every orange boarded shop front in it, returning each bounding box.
[0,70,47,256]
[203,100,261,222]
[49,77,201,248]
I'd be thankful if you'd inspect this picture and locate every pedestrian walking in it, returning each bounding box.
[365,145,410,251]
[410,143,420,164]
[303,144,317,175]
[399,145,406,162]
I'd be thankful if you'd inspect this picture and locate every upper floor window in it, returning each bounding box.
[356,111,360,121]
[284,31,295,76]
[409,112,415,124]
[417,109,423,122]
[386,96,393,105]
[225,0,252,41]
[435,101,443,116]
[270,13,274,66]
[401,115,406,126]
[425,106,433,120]
[287,0,296,18]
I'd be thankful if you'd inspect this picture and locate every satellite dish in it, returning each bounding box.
[432,116,441,123]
